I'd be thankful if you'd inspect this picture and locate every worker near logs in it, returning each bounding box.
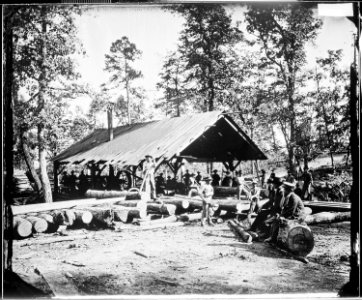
[198,176,214,227]
[260,169,266,188]
[285,170,296,185]
[143,155,157,200]
[264,181,305,243]
[155,173,166,195]
[211,170,221,186]
[195,171,202,184]
[247,179,261,215]
[250,177,285,235]
[187,173,199,197]
[302,167,313,200]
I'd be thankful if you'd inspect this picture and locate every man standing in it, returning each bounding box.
[195,171,202,184]
[302,167,313,200]
[198,176,214,226]
[211,170,221,186]
[143,155,157,200]
[248,179,261,215]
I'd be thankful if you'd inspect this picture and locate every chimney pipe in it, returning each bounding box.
[107,106,113,141]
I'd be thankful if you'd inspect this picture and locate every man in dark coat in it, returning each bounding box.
[211,170,221,186]
[265,181,305,243]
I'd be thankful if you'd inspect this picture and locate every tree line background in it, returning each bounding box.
[4,3,354,203]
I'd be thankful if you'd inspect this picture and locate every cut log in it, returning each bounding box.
[147,203,177,216]
[227,220,252,243]
[277,219,314,257]
[25,216,48,233]
[64,210,76,226]
[37,213,59,233]
[85,189,140,200]
[305,212,350,225]
[215,199,243,213]
[13,216,32,238]
[177,213,202,222]
[113,206,147,223]
[69,210,93,225]
[161,197,190,212]
[81,207,114,228]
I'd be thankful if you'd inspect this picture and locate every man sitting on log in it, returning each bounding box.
[264,181,305,243]
[199,176,214,227]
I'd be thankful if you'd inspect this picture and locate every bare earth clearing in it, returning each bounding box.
[13,221,350,296]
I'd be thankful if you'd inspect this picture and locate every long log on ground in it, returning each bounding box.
[187,199,219,212]
[80,207,114,228]
[13,216,33,238]
[85,189,140,200]
[25,216,48,233]
[11,198,100,215]
[135,222,186,231]
[113,206,147,223]
[305,212,350,225]
[227,220,252,243]
[177,213,202,222]
[277,219,314,257]
[147,203,177,216]
[37,213,59,233]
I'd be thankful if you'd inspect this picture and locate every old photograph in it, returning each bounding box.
[3,1,360,298]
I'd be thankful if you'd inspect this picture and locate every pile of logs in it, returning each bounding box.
[11,188,352,241]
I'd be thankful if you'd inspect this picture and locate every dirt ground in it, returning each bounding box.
[12,220,350,297]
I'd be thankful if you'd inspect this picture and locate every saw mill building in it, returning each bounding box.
[52,111,267,194]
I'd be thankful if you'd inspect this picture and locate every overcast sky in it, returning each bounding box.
[72,4,356,120]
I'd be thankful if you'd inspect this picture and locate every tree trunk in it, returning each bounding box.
[38,7,52,203]
[348,64,359,292]
[20,130,43,195]
[4,13,14,271]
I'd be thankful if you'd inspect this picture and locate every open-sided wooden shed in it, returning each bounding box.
[52,111,267,192]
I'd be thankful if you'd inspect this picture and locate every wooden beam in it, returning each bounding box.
[53,161,59,196]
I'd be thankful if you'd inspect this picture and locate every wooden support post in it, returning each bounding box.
[53,161,59,196]
[91,163,96,189]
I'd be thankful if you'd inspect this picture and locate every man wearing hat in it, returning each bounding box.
[248,179,261,215]
[250,177,284,233]
[265,181,305,243]
[211,170,221,186]
[221,170,233,187]
[198,176,214,226]
[143,155,157,200]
